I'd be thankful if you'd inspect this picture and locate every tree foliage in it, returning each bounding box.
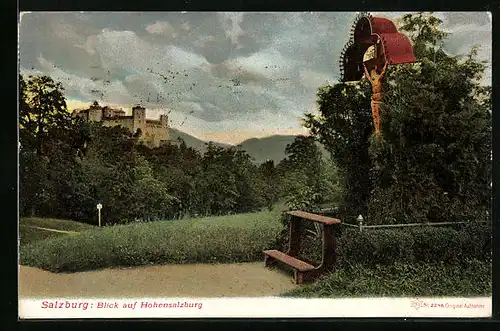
[278,135,342,212]
[305,12,491,224]
[304,81,373,216]
[18,80,301,223]
[19,75,71,155]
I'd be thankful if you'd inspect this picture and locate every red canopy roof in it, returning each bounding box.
[340,14,416,81]
[377,32,416,65]
[362,15,416,65]
[370,17,398,35]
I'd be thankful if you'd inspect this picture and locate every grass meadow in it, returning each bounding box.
[19,217,96,246]
[19,209,283,273]
[19,209,491,297]
[281,260,492,297]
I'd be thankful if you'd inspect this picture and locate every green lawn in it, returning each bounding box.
[19,217,96,246]
[20,217,96,231]
[19,209,283,273]
[19,209,491,298]
[281,260,492,298]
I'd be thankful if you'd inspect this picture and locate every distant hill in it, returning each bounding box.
[168,129,330,164]
[168,128,231,154]
[237,135,330,164]
[236,135,297,164]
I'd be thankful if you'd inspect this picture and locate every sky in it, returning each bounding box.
[18,12,492,145]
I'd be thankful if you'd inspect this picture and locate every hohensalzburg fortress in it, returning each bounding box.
[72,101,169,148]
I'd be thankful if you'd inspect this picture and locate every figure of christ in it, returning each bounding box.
[363,59,388,135]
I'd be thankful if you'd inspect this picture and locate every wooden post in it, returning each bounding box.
[321,224,337,272]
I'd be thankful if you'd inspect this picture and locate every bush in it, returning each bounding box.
[337,227,414,266]
[19,211,282,273]
[273,220,491,268]
[281,259,492,298]
[336,222,491,267]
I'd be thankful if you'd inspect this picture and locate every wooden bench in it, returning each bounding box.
[263,210,341,284]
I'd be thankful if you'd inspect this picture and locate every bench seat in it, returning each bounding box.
[263,250,315,272]
[286,210,341,225]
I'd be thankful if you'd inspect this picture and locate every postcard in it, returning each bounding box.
[18,11,492,319]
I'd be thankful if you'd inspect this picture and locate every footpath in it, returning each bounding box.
[19,262,297,298]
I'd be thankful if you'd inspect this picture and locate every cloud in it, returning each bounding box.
[226,48,297,80]
[218,12,245,47]
[146,20,176,38]
[19,12,492,144]
[74,35,99,55]
[299,69,335,89]
[29,54,134,105]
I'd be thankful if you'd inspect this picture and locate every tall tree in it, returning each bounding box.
[279,136,341,212]
[258,160,280,210]
[303,81,373,216]
[305,13,491,224]
[19,75,71,155]
[19,74,76,216]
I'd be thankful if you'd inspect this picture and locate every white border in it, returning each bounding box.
[19,297,492,319]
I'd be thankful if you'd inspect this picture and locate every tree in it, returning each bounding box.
[258,160,280,210]
[19,74,78,216]
[367,13,491,224]
[19,75,71,155]
[137,139,203,218]
[397,12,449,60]
[305,12,491,224]
[303,81,373,216]
[278,135,341,212]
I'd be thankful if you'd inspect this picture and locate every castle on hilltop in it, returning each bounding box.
[73,101,169,148]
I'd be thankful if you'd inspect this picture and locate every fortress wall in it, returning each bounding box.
[102,117,135,133]
[76,105,169,148]
[143,122,169,147]
[145,120,163,129]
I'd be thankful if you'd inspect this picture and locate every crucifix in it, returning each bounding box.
[362,43,388,136]
[339,13,417,136]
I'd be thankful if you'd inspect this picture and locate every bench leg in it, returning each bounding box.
[287,216,302,257]
[295,269,322,285]
[294,270,304,285]
[264,255,277,268]
[322,224,337,272]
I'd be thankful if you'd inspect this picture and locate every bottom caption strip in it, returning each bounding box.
[20,297,492,318]
[41,300,203,311]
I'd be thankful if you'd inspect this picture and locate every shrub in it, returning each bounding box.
[337,227,415,266]
[272,220,491,268]
[19,211,282,273]
[336,222,491,267]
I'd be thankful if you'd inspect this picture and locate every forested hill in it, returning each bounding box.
[237,135,330,164]
[168,128,231,153]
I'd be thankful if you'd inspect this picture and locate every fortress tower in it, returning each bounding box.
[73,102,169,148]
[159,114,168,129]
[132,105,146,135]
[88,101,102,122]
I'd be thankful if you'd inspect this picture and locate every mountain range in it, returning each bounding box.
[168,128,329,164]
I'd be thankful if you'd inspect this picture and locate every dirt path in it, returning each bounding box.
[19,263,297,298]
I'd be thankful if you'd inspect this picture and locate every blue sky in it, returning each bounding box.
[19,12,492,144]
